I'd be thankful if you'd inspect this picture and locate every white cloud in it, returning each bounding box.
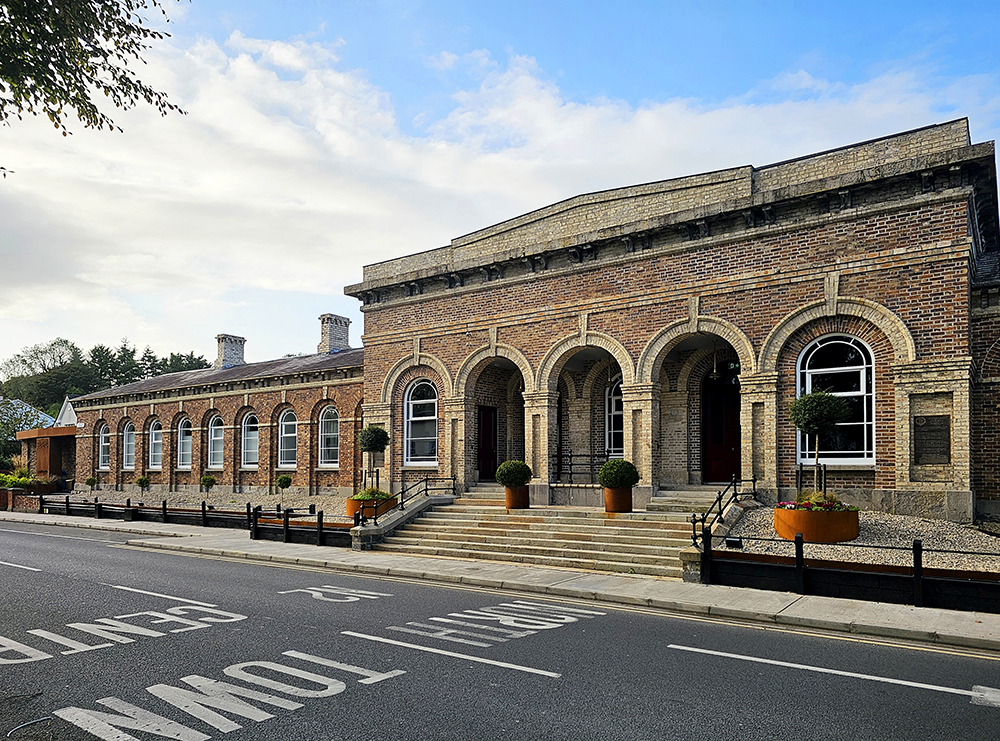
[1,36,998,364]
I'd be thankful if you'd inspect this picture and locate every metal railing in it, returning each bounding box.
[550,451,614,484]
[689,474,757,548]
[354,476,455,527]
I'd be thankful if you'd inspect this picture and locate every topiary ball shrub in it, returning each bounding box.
[85,476,98,492]
[200,475,216,493]
[358,425,389,453]
[349,487,393,501]
[598,459,640,489]
[135,476,150,492]
[495,460,532,488]
[276,474,292,490]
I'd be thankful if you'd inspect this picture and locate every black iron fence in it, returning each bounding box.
[250,506,353,547]
[39,495,251,529]
[701,531,1000,614]
[354,476,455,527]
[550,451,613,484]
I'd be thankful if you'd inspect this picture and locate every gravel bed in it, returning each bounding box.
[719,506,1000,573]
[72,491,354,522]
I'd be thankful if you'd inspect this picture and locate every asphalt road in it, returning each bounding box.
[2,520,999,740]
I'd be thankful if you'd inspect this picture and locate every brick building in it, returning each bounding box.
[71,119,1000,522]
[346,119,999,522]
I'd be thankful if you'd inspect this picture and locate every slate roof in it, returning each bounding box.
[73,348,364,403]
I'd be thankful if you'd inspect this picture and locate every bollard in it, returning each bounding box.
[794,533,805,594]
[283,509,291,543]
[201,501,207,527]
[246,502,252,530]
[316,511,324,546]
[913,539,924,607]
[65,495,70,516]
[700,525,712,584]
[250,506,260,540]
[95,502,102,519]
[162,500,168,523]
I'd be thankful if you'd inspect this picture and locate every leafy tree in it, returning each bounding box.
[114,338,143,385]
[161,351,209,374]
[0,0,185,139]
[0,338,82,380]
[139,345,161,379]
[789,390,851,490]
[87,343,117,389]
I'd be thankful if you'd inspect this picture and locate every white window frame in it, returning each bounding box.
[318,407,340,467]
[98,425,110,470]
[405,379,438,466]
[796,334,875,466]
[177,419,192,469]
[278,410,297,468]
[242,414,259,468]
[605,376,624,459]
[122,422,135,470]
[149,421,163,469]
[207,416,224,470]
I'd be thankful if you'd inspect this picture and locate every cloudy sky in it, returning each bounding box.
[3,0,1000,364]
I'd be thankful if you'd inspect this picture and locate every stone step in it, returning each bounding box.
[422,508,694,526]
[400,522,691,547]
[383,531,687,557]
[372,543,682,578]
[409,517,691,539]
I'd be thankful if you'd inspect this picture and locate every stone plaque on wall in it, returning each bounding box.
[913,415,950,465]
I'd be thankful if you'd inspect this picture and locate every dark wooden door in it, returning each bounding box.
[702,368,741,483]
[478,406,498,480]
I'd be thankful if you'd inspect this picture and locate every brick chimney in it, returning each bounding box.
[214,334,246,369]
[317,314,351,353]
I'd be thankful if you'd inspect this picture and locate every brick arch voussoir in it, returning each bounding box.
[760,298,916,373]
[637,317,756,385]
[537,331,635,393]
[380,353,453,404]
[454,344,535,398]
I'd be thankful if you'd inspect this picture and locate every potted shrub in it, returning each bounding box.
[85,476,97,493]
[495,460,532,509]
[346,487,397,518]
[276,474,292,502]
[359,425,389,488]
[789,389,850,492]
[136,476,150,494]
[774,491,860,542]
[200,475,216,494]
[598,459,640,513]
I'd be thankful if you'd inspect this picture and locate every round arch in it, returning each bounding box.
[580,356,621,402]
[636,316,757,385]
[536,331,635,393]
[380,352,453,404]
[454,344,536,397]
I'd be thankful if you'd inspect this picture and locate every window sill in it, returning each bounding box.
[239,467,259,472]
[175,468,192,472]
[316,466,340,471]
[276,467,297,471]
[402,463,439,469]
[797,462,875,470]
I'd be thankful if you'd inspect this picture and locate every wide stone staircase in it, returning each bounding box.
[373,483,729,578]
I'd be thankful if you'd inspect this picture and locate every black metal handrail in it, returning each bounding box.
[550,451,613,484]
[355,476,455,527]
[689,474,757,547]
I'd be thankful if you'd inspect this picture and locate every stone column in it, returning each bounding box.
[621,383,660,505]
[440,397,474,490]
[891,358,974,521]
[738,372,779,501]
[522,391,558,504]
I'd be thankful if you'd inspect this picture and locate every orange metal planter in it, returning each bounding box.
[604,487,632,513]
[505,485,530,509]
[774,508,859,543]
[346,497,397,518]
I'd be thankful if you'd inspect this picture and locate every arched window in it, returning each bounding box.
[149,421,163,469]
[606,376,624,459]
[278,410,297,468]
[123,422,135,470]
[98,425,110,470]
[405,380,438,465]
[177,419,192,469]
[797,335,874,465]
[318,407,339,467]
[242,414,259,468]
[207,416,224,469]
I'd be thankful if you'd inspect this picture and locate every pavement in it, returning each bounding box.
[4,509,1000,653]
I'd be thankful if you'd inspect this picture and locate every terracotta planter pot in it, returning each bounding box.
[504,485,530,509]
[604,487,632,513]
[774,508,860,543]
[346,497,398,518]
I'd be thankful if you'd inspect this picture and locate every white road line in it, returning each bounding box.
[668,644,1000,706]
[101,584,217,607]
[0,560,40,572]
[0,527,118,543]
[342,631,562,678]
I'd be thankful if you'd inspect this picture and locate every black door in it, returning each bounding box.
[478,406,498,480]
[702,364,741,483]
